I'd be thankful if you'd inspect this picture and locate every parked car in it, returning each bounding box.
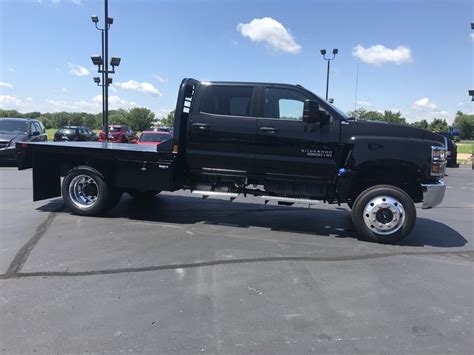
[53,126,96,142]
[151,126,173,136]
[97,124,137,143]
[437,132,457,167]
[137,131,172,146]
[0,117,47,160]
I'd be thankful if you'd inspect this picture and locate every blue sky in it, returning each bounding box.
[0,0,473,123]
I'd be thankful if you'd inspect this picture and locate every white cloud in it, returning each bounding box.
[237,17,301,54]
[61,88,69,93]
[7,67,15,73]
[0,95,32,110]
[115,80,162,96]
[456,102,464,107]
[46,95,137,112]
[68,63,90,77]
[470,33,474,41]
[153,75,169,84]
[413,97,437,110]
[352,44,412,65]
[356,100,373,107]
[0,82,14,89]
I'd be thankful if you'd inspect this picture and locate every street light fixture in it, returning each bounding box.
[90,55,102,66]
[90,0,120,142]
[320,48,338,101]
[110,57,121,67]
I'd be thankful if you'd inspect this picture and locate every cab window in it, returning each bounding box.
[200,86,254,117]
[263,88,308,121]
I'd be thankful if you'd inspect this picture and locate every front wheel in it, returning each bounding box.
[351,185,416,244]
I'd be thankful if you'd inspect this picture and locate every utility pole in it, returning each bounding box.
[320,48,338,101]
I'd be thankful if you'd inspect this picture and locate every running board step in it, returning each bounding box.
[192,190,239,201]
[260,195,321,205]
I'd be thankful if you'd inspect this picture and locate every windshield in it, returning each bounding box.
[57,129,75,135]
[0,120,28,134]
[139,133,170,142]
[108,126,123,132]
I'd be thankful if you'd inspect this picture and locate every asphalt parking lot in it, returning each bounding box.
[0,165,473,353]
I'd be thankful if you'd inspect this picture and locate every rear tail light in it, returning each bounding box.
[431,146,447,177]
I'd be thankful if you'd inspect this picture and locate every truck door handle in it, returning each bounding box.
[259,126,278,133]
[192,123,210,130]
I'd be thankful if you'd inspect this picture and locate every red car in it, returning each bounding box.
[97,125,138,143]
[137,131,172,146]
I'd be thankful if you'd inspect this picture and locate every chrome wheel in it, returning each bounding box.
[363,196,405,235]
[68,174,99,209]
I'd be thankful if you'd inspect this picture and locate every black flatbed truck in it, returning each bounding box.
[16,78,447,244]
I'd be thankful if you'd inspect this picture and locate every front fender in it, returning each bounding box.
[347,136,438,180]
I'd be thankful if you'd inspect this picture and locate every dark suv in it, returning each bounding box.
[97,124,138,143]
[0,118,47,160]
[53,126,96,142]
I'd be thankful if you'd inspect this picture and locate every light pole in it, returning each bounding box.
[470,23,474,102]
[90,0,121,142]
[320,48,338,101]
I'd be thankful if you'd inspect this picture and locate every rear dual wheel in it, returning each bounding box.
[351,185,416,244]
[62,166,122,216]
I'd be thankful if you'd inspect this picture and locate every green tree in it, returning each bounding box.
[159,110,175,127]
[349,109,406,124]
[429,118,449,132]
[108,109,128,126]
[126,107,156,131]
[0,109,22,117]
[382,110,406,124]
[411,119,429,129]
[453,111,474,139]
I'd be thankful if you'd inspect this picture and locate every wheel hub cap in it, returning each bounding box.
[68,174,99,209]
[363,196,405,235]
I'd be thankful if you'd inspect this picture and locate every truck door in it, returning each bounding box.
[186,84,257,174]
[255,86,341,181]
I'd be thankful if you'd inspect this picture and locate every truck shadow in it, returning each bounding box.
[37,194,467,248]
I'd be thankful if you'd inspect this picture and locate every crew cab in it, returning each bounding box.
[16,79,447,244]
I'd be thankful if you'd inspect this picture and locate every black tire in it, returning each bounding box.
[62,165,109,216]
[351,185,416,244]
[127,190,160,200]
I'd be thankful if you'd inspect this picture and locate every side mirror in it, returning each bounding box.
[303,100,322,124]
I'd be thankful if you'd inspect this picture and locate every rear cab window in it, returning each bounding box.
[200,85,254,117]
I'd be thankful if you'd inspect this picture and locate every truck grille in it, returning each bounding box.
[0,141,9,149]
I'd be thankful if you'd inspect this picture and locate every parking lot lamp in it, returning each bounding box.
[90,0,121,142]
[320,48,338,101]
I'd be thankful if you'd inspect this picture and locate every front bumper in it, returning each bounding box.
[421,180,446,209]
[0,146,16,160]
